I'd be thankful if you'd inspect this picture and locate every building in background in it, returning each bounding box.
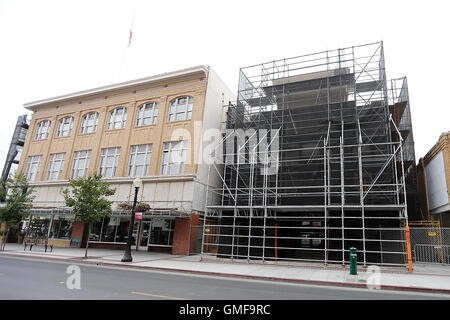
[202,42,419,266]
[1,115,29,182]
[417,132,450,226]
[17,66,234,254]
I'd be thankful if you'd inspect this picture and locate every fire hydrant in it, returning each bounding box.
[349,247,357,275]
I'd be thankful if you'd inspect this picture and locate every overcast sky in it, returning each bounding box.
[0,0,449,173]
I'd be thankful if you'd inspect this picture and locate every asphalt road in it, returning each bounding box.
[0,255,448,300]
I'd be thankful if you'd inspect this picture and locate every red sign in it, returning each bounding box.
[135,212,142,220]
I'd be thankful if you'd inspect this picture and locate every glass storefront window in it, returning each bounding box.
[90,219,103,241]
[89,216,171,246]
[149,218,174,246]
[49,217,73,239]
[101,217,119,242]
[26,216,52,238]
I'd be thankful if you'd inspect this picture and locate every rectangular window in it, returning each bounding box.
[71,150,91,179]
[128,144,152,177]
[98,147,121,178]
[47,153,65,181]
[92,216,138,244]
[148,218,174,246]
[25,155,42,181]
[49,216,74,239]
[161,141,188,175]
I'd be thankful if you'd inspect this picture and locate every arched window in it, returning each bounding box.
[136,102,159,126]
[35,120,51,140]
[168,96,193,122]
[80,112,99,134]
[107,107,127,130]
[56,116,74,137]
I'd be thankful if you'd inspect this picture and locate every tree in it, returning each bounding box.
[0,173,34,251]
[62,174,116,258]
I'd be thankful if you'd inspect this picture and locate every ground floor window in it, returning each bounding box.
[148,218,174,246]
[26,214,74,240]
[49,217,73,239]
[90,216,138,245]
[89,216,174,247]
[26,215,51,237]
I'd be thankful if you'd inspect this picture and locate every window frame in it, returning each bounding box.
[161,140,188,175]
[71,150,92,179]
[136,102,159,126]
[107,107,128,130]
[25,155,42,181]
[128,144,152,177]
[167,96,193,122]
[34,120,51,140]
[46,152,65,181]
[98,147,121,178]
[56,116,74,137]
[80,112,99,134]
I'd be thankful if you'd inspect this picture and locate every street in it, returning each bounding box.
[0,255,448,300]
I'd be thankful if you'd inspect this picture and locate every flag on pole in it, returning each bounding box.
[127,10,135,48]
[128,30,133,47]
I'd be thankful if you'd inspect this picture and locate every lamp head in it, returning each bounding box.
[133,176,143,189]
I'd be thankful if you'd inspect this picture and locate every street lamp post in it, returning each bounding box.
[121,177,143,262]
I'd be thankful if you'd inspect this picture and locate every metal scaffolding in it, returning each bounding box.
[202,42,416,266]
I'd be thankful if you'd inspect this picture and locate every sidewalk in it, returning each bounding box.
[1,243,450,295]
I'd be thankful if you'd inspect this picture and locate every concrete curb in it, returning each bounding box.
[2,252,450,296]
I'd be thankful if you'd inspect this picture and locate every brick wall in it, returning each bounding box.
[70,221,86,247]
[172,214,199,255]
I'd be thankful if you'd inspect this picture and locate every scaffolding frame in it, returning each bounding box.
[202,42,415,266]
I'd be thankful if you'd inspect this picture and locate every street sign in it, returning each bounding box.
[135,212,142,220]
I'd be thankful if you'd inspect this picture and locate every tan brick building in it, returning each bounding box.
[417,131,450,226]
[18,66,234,254]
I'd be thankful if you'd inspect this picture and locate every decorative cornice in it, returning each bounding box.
[24,66,209,111]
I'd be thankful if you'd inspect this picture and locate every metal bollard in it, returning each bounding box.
[349,247,357,275]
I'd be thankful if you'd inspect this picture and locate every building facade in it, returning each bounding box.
[417,131,450,226]
[18,66,234,254]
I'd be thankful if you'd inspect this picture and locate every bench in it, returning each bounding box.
[24,237,53,252]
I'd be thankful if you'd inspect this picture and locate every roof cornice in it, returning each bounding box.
[24,65,209,111]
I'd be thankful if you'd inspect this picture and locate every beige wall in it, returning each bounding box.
[20,77,207,180]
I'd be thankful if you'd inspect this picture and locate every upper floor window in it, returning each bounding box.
[25,155,42,181]
[136,102,159,126]
[107,107,127,130]
[56,116,74,137]
[161,140,188,175]
[71,150,91,179]
[168,96,193,122]
[35,120,51,140]
[98,147,121,178]
[80,112,99,134]
[46,153,65,181]
[128,144,152,177]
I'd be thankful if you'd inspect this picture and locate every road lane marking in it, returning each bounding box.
[131,291,189,300]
